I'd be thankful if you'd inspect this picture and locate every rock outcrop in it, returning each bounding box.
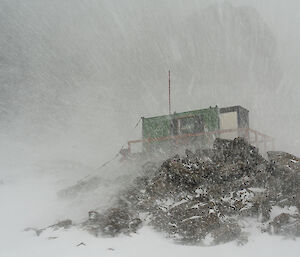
[83,138,300,245]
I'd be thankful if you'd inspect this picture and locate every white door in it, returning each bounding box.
[219,111,238,139]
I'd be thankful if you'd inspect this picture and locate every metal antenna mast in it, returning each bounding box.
[168,70,171,115]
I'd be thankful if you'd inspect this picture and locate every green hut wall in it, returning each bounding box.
[142,107,219,140]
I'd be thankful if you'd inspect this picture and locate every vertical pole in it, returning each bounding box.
[255,131,258,147]
[128,142,131,154]
[246,128,250,142]
[272,138,275,151]
[169,70,171,115]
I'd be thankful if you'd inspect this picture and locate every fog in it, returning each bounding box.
[1,1,300,256]
[1,0,300,167]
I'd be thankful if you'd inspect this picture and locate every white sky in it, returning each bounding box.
[1,0,300,165]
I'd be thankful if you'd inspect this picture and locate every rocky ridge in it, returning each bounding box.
[53,138,300,245]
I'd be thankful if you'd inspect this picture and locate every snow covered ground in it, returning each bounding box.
[1,162,300,257]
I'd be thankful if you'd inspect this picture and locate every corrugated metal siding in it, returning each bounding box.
[142,107,219,140]
[142,116,171,139]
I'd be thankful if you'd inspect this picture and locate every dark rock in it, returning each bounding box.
[269,213,300,236]
[211,221,242,245]
[268,152,300,173]
[99,208,131,236]
[85,207,142,237]
[89,211,101,221]
[51,219,72,230]
[129,218,142,232]
[296,193,300,212]
[80,137,300,245]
